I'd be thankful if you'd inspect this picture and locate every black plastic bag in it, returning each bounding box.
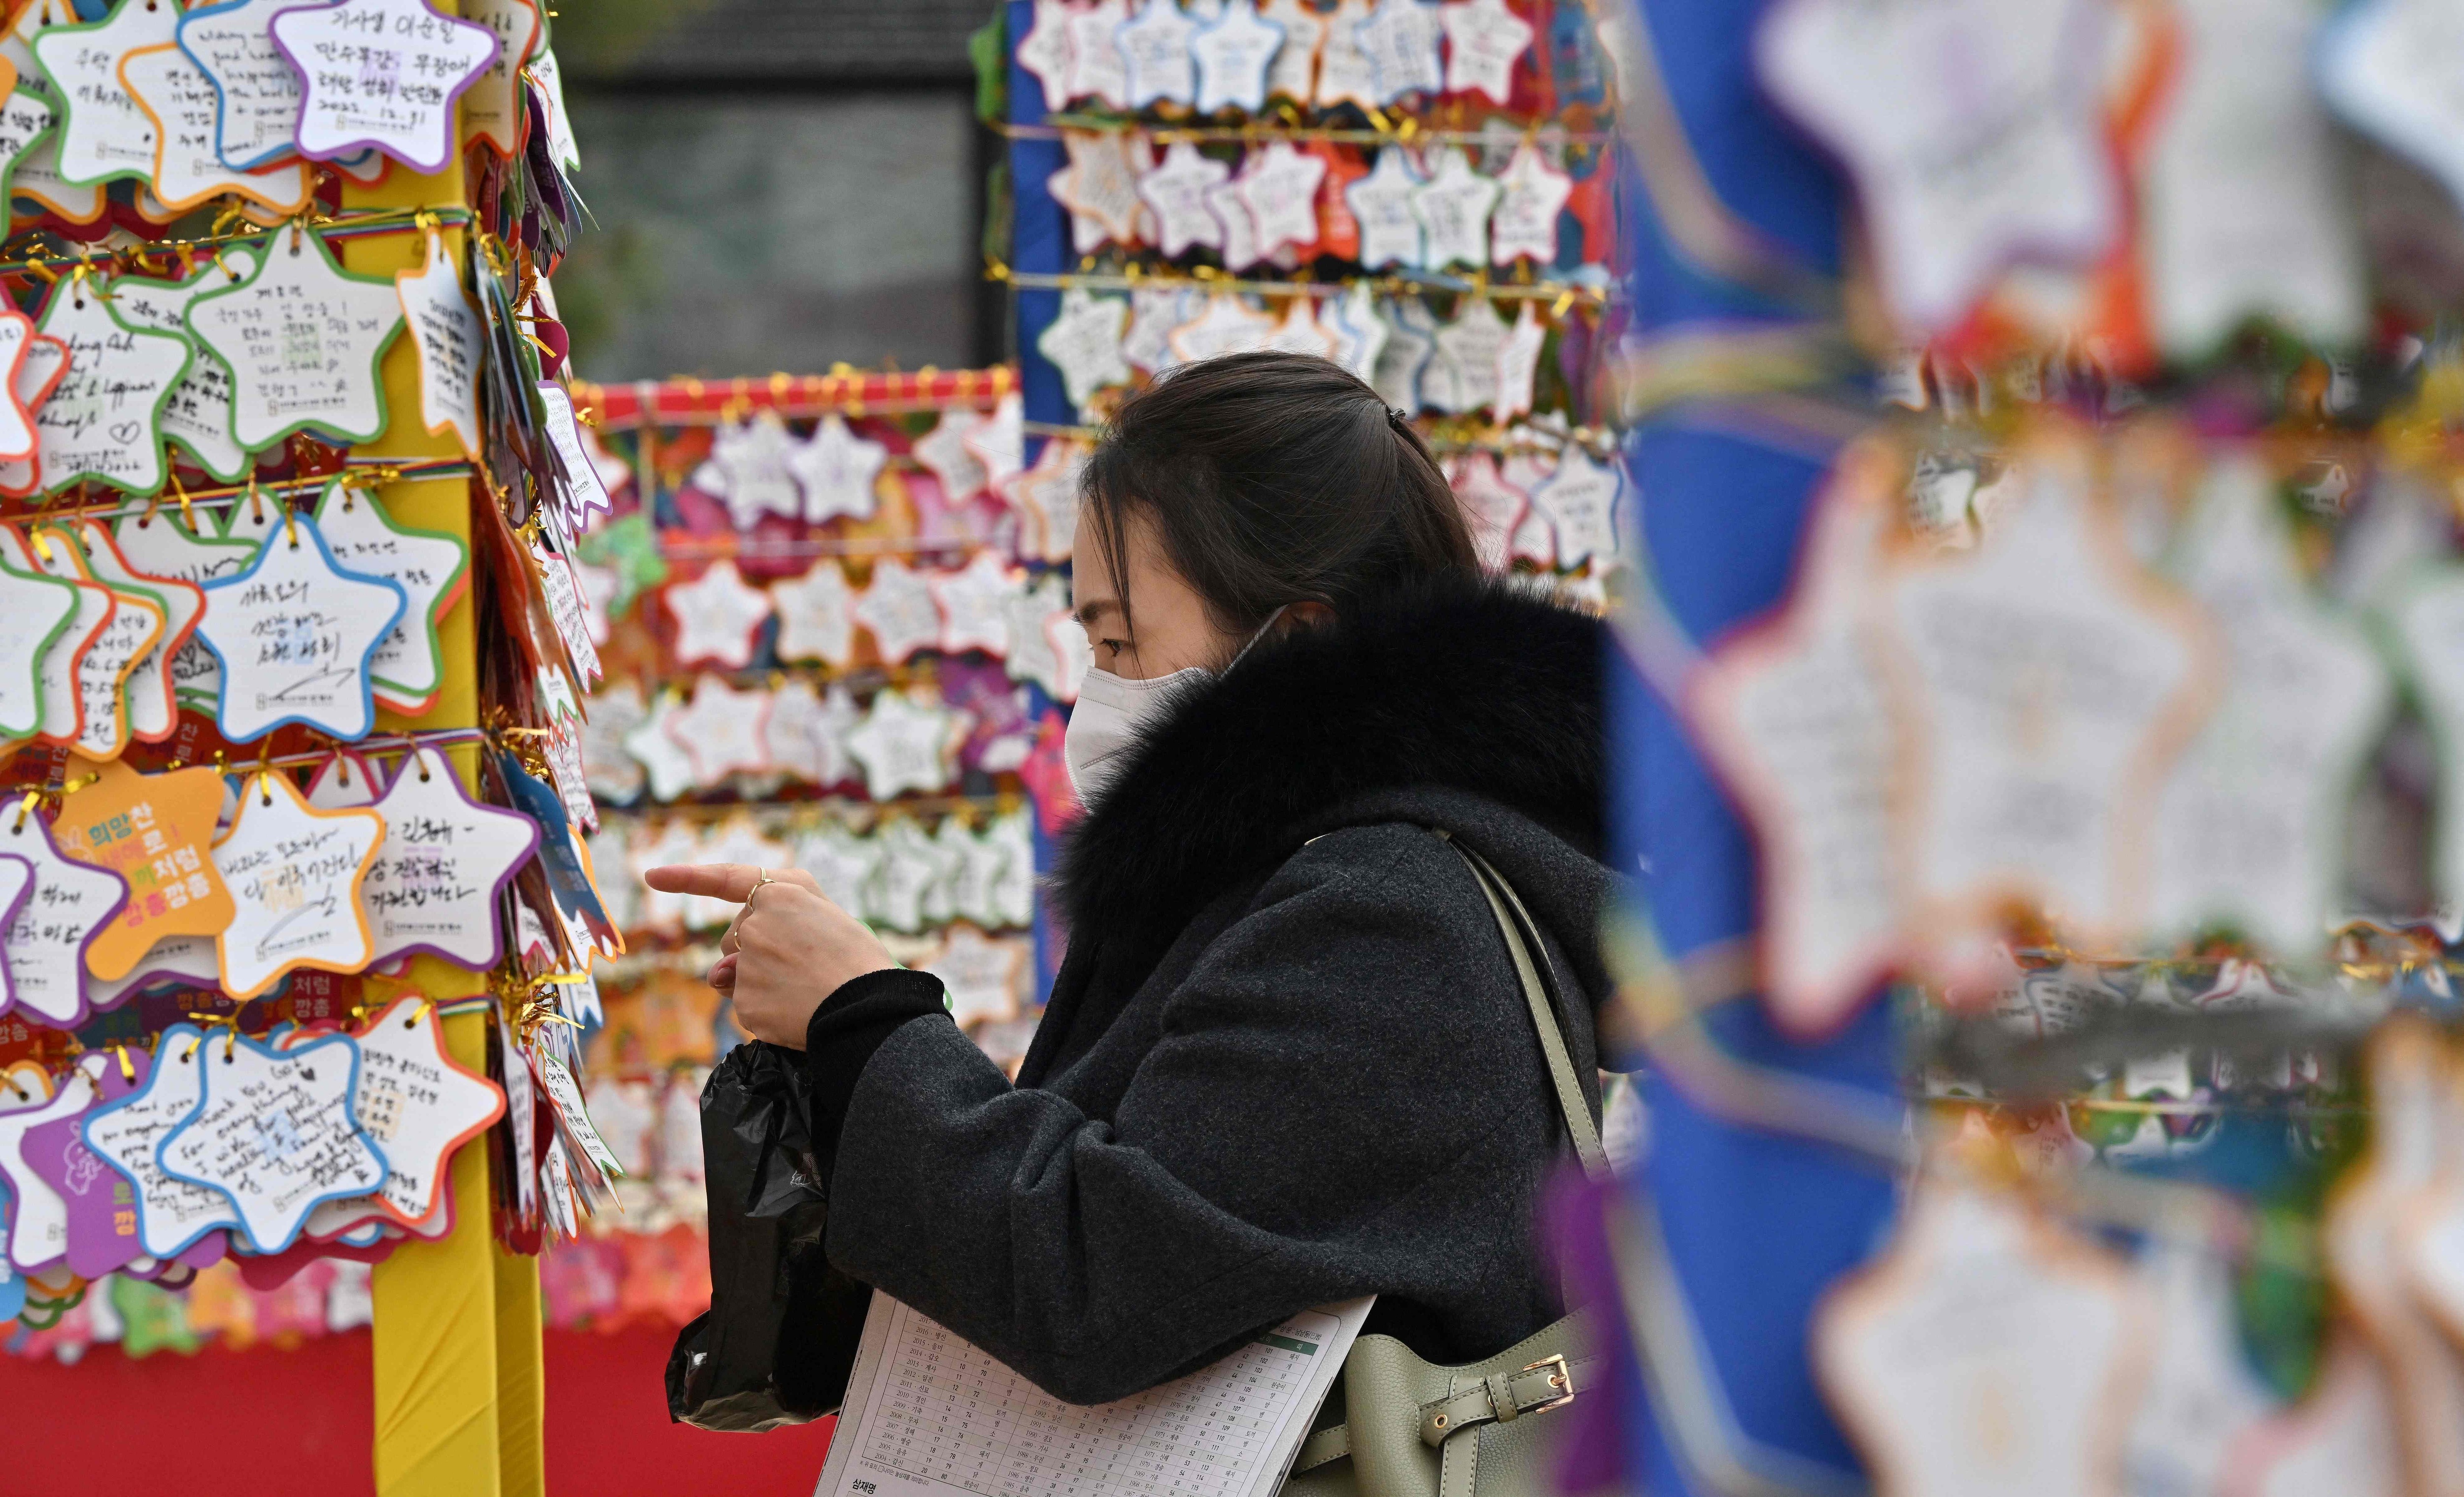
[666,1041,871,1431]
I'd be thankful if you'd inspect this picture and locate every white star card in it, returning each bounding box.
[108,248,256,482]
[1013,437,1086,564]
[1065,0,1133,109]
[185,227,407,448]
[661,559,771,670]
[310,483,466,714]
[341,997,502,1230]
[358,747,537,969]
[580,680,647,804]
[1015,0,1073,111]
[0,1056,98,1271]
[873,817,949,933]
[1347,146,1424,269]
[1355,0,1442,101]
[33,276,191,495]
[31,0,176,188]
[621,689,697,803]
[1687,447,1904,1036]
[846,687,962,800]
[963,392,1024,498]
[157,1028,386,1254]
[693,409,803,531]
[1205,171,1264,271]
[1264,295,1335,360]
[269,0,499,174]
[788,413,887,524]
[174,0,307,169]
[395,226,484,460]
[1138,140,1232,258]
[1755,0,2121,333]
[913,407,990,504]
[2147,456,2393,953]
[1815,1178,2144,1497]
[1526,444,1623,570]
[1490,141,1571,266]
[0,524,110,749]
[70,520,200,744]
[1425,294,1507,414]
[1037,287,1132,415]
[1236,140,1325,259]
[1440,0,1530,104]
[791,821,883,918]
[1881,432,2213,947]
[0,307,40,463]
[856,557,945,665]
[120,40,310,212]
[0,804,128,1028]
[1313,0,1381,110]
[1117,0,1198,109]
[112,509,255,711]
[193,512,408,743]
[1410,145,1501,269]
[1449,452,1528,572]
[1052,127,1149,253]
[0,0,98,223]
[0,544,81,739]
[1492,302,1546,421]
[455,0,540,157]
[1326,281,1388,382]
[1262,0,1321,102]
[0,331,66,497]
[1192,0,1282,114]
[210,769,385,998]
[1369,296,1435,416]
[79,1028,240,1258]
[667,674,772,786]
[25,524,163,763]
[2147,0,2367,359]
[930,550,1022,657]
[535,380,612,534]
[763,677,858,786]
[770,560,856,667]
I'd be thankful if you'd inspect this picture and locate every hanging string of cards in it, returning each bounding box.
[0,0,628,1330]
[1006,0,1631,584]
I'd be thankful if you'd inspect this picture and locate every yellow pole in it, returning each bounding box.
[340,105,546,1497]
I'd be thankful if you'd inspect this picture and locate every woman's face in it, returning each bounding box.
[1071,506,1234,680]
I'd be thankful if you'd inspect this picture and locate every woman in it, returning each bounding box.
[650,351,1614,1403]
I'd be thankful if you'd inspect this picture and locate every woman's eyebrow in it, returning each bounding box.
[1074,600,1121,628]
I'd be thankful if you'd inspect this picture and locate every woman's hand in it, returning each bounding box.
[641,863,898,1049]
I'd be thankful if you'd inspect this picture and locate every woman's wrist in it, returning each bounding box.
[803,968,952,1158]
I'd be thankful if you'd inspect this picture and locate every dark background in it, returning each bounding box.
[550,0,1002,381]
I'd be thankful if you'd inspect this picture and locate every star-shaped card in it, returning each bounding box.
[1037,287,1133,416]
[788,412,887,524]
[856,557,946,666]
[0,802,129,1028]
[32,274,191,495]
[194,512,407,743]
[666,674,773,787]
[357,746,537,969]
[176,0,311,169]
[1440,0,1530,104]
[930,550,1022,657]
[108,248,258,483]
[185,227,407,449]
[337,997,502,1231]
[395,227,485,461]
[846,687,963,800]
[52,760,234,986]
[1116,0,1198,109]
[120,39,311,213]
[211,769,386,998]
[269,0,500,174]
[1192,0,1282,114]
[25,525,164,763]
[312,481,469,714]
[80,1026,241,1259]
[30,0,175,188]
[661,559,772,670]
[693,410,804,531]
[770,560,856,667]
[157,1028,387,1254]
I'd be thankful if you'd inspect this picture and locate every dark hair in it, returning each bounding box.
[1080,351,1478,639]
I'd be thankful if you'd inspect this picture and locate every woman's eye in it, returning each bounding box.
[1099,639,1129,658]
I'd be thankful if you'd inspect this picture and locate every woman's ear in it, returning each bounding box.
[1283,601,1335,631]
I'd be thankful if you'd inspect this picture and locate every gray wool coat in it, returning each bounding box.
[810,579,1615,1404]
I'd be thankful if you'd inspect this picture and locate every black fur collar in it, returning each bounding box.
[1055,577,1606,956]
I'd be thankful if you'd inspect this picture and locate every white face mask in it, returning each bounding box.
[1064,607,1287,804]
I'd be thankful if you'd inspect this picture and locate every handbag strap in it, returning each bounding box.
[1443,836,1609,1181]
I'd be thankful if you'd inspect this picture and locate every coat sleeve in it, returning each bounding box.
[819,825,1565,1404]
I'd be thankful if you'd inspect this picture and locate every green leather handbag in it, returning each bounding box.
[1281,837,1608,1497]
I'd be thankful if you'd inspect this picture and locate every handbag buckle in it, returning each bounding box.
[1520,1354,1575,1415]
